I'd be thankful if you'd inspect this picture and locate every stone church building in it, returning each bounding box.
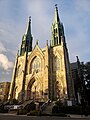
[8,6,75,103]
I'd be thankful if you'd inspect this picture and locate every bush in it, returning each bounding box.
[24,102,36,112]
[27,110,40,116]
[55,100,63,106]
[10,99,19,105]
[0,104,8,113]
[52,105,90,115]
[17,109,27,115]
[86,106,90,115]
[52,105,59,113]
[58,106,81,114]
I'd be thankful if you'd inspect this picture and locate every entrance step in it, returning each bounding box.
[21,100,33,108]
[41,101,56,115]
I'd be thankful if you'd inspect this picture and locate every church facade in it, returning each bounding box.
[8,6,75,103]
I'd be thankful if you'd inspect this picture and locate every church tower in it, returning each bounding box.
[49,5,75,101]
[50,5,64,46]
[20,17,33,56]
[8,17,33,101]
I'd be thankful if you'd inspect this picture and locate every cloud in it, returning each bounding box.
[0,0,90,82]
[22,0,90,62]
[0,42,6,53]
[0,20,23,61]
[23,0,54,47]
[0,54,13,70]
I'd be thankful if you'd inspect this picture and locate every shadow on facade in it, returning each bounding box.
[17,89,48,103]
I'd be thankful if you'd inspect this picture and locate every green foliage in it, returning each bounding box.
[10,99,19,105]
[52,105,59,113]
[24,101,36,112]
[52,105,90,115]
[0,104,4,113]
[58,106,81,114]
[52,100,63,114]
[17,109,27,115]
[55,100,63,106]
[27,110,40,116]
[0,104,8,113]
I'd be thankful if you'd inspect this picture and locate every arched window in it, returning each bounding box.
[16,65,22,77]
[30,57,41,73]
[53,56,60,71]
[56,28,57,33]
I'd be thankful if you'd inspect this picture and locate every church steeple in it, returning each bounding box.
[50,5,65,47]
[54,4,60,24]
[20,17,33,56]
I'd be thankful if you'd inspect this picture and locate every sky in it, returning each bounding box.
[0,0,90,82]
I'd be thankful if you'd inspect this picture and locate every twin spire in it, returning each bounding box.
[54,4,60,24]
[20,16,33,56]
[50,4,65,47]
[25,16,31,35]
[20,5,65,56]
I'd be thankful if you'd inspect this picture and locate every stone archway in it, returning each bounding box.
[27,78,35,100]
[27,77,43,101]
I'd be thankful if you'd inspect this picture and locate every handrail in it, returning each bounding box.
[40,99,51,111]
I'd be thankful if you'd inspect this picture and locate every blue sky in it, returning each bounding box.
[0,0,90,82]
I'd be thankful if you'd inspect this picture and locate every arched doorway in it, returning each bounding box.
[27,77,43,101]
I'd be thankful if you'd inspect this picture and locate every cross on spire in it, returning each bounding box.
[29,16,31,23]
[55,4,58,10]
[55,4,57,7]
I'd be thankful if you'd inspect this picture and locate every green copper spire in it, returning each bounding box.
[20,17,33,56]
[54,4,60,24]
[50,5,65,47]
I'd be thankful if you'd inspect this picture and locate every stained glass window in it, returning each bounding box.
[30,57,41,73]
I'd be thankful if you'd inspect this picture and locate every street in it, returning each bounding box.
[0,114,90,120]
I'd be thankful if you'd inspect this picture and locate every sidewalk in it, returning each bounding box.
[69,114,90,118]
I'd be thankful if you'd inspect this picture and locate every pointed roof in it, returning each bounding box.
[20,17,33,56]
[54,4,60,24]
[50,5,65,47]
[28,42,44,61]
[25,16,31,35]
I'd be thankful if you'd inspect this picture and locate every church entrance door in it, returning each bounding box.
[27,78,41,101]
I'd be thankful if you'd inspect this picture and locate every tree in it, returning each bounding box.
[80,62,90,106]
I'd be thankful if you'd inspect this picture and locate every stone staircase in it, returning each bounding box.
[21,100,33,108]
[41,101,55,115]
